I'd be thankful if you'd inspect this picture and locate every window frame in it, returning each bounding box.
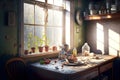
[18,0,74,57]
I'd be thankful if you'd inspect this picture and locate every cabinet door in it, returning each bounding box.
[99,62,113,80]
[74,68,98,80]
[100,62,113,73]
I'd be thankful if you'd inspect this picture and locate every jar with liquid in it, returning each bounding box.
[72,48,77,57]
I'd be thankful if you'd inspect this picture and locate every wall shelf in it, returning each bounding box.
[84,12,120,20]
[84,0,120,21]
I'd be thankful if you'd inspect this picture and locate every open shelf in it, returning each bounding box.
[84,12,120,20]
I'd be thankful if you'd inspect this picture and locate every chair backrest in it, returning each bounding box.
[6,58,27,80]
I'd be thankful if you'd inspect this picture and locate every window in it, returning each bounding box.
[22,0,72,56]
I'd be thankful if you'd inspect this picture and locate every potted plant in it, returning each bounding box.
[27,33,36,53]
[31,47,35,53]
[24,41,30,55]
[45,45,49,52]
[24,33,31,55]
[43,34,50,52]
[24,49,29,55]
[52,46,57,51]
[38,38,44,52]
[35,36,44,52]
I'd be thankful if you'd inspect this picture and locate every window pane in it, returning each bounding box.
[48,0,53,4]
[46,27,62,46]
[48,9,63,27]
[54,10,63,26]
[36,0,45,2]
[65,12,70,47]
[24,25,34,49]
[65,1,70,11]
[24,3,34,24]
[35,26,44,38]
[48,9,53,26]
[54,0,63,6]
[35,5,44,25]
[48,0,63,6]
[35,26,45,46]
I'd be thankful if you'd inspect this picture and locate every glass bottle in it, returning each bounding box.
[72,48,77,57]
[106,0,111,14]
[82,43,90,56]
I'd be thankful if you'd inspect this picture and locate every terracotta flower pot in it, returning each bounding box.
[24,50,29,55]
[45,45,49,52]
[38,46,43,52]
[31,47,35,53]
[52,46,57,51]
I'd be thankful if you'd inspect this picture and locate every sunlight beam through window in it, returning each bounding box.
[96,23,104,54]
[109,29,120,56]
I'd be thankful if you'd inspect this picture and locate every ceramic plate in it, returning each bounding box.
[64,61,84,66]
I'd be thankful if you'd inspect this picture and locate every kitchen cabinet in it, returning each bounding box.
[99,62,113,80]
[74,68,98,80]
[100,62,112,73]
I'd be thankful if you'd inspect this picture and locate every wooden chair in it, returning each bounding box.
[6,57,27,80]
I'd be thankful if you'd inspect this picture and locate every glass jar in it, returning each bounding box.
[82,43,90,56]
[72,48,77,57]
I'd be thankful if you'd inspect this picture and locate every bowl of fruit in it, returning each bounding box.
[67,55,77,63]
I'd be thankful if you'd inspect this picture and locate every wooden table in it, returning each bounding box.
[27,55,117,80]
